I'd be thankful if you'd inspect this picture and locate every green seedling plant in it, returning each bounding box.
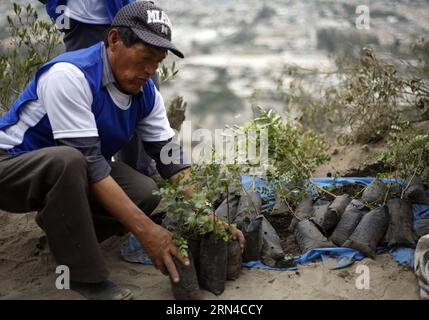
[155,161,242,254]
[227,106,330,211]
[377,121,429,191]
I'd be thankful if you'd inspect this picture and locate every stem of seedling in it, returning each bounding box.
[225,182,231,225]
[279,193,303,221]
[400,148,423,199]
[242,186,260,216]
[310,181,337,199]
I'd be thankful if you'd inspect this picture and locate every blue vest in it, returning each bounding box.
[0,42,156,159]
[46,0,135,23]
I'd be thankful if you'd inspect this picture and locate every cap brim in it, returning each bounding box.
[131,28,184,59]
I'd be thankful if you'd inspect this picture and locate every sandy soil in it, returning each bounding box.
[0,211,420,300]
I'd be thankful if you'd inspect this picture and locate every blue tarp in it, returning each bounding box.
[120,176,429,270]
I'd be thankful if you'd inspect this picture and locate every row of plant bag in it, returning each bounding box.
[289,176,428,258]
[161,186,292,299]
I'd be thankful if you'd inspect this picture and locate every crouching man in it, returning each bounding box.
[0,1,244,300]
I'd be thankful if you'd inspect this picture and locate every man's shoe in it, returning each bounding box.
[70,280,134,300]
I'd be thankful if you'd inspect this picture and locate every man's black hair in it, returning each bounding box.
[104,26,145,48]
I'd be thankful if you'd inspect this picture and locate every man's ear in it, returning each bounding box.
[108,28,121,50]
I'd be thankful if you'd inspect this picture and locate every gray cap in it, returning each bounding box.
[112,1,184,58]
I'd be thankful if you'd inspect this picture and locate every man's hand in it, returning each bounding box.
[91,176,190,283]
[135,222,190,282]
[207,214,246,253]
[232,228,246,254]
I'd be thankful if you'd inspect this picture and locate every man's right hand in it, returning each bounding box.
[91,176,190,283]
[135,222,190,282]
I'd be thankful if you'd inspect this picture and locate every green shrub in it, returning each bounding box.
[0,3,62,114]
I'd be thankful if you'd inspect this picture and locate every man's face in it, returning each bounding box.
[107,29,167,94]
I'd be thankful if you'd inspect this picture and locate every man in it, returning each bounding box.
[42,0,160,187]
[0,1,244,300]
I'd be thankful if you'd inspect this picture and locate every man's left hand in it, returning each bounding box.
[231,228,246,254]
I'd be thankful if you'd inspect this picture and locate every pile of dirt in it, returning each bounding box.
[265,214,300,256]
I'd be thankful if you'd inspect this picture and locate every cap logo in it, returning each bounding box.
[147,9,172,35]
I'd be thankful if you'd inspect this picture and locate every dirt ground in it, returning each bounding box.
[2,126,427,300]
[0,211,420,300]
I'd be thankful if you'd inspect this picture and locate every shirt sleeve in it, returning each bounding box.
[136,87,175,142]
[37,62,99,140]
[56,137,112,183]
[143,137,191,180]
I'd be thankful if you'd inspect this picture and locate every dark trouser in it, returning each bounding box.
[0,147,160,283]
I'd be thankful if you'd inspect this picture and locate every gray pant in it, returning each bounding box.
[0,147,160,283]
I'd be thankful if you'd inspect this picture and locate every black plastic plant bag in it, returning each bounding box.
[288,194,314,232]
[214,191,241,223]
[270,192,290,217]
[361,179,386,204]
[234,191,262,227]
[171,250,201,300]
[310,199,336,236]
[260,216,285,267]
[187,237,201,280]
[329,194,352,219]
[199,235,228,296]
[329,199,368,246]
[343,206,388,258]
[227,239,242,280]
[240,216,263,262]
[294,219,336,254]
[385,198,415,248]
[404,176,427,204]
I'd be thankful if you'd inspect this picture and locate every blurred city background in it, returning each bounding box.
[1,0,428,132]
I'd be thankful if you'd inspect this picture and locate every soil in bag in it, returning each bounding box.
[385,198,415,248]
[171,251,201,300]
[361,179,386,204]
[199,235,228,296]
[404,176,427,204]
[310,199,336,236]
[260,216,285,267]
[343,206,388,258]
[294,219,336,254]
[288,194,314,232]
[240,216,263,262]
[329,199,369,246]
[227,239,242,280]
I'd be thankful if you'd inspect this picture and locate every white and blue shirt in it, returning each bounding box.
[0,42,186,182]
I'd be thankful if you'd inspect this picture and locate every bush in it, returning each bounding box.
[277,42,429,145]
[0,3,62,114]
[377,121,429,181]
